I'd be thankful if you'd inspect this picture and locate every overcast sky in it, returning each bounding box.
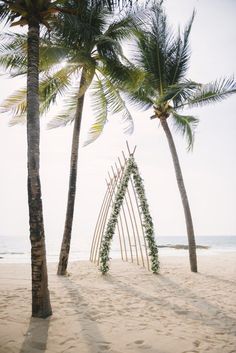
[0,0,235,253]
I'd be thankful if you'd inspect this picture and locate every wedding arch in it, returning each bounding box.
[90,143,159,274]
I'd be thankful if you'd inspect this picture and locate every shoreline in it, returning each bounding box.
[1,235,236,264]
[1,247,236,264]
[1,253,236,353]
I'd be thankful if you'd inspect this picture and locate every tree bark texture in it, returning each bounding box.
[27,22,52,317]
[160,119,198,272]
[57,71,86,276]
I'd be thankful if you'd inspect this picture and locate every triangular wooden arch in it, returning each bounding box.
[90,144,159,274]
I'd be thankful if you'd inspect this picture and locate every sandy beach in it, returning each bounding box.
[0,252,236,353]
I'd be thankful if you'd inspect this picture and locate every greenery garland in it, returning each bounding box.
[99,156,159,274]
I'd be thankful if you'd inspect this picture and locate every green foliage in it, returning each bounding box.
[0,2,135,138]
[99,156,159,275]
[84,73,133,145]
[185,77,236,108]
[171,112,199,151]
[125,2,236,149]
[1,1,235,149]
[0,0,135,28]
[0,32,28,76]
[0,0,62,28]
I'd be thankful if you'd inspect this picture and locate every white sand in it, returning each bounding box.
[0,252,236,353]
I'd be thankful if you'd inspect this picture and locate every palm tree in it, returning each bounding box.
[0,1,137,276]
[124,3,236,272]
[51,1,137,275]
[86,2,236,273]
[0,0,58,318]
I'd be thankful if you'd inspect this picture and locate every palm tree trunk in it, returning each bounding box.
[57,71,86,276]
[27,21,52,317]
[160,118,198,272]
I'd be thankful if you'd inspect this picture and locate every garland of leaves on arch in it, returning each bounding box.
[98,155,159,275]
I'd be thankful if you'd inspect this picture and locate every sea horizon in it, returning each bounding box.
[1,234,236,264]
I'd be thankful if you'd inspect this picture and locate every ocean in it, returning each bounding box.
[0,235,236,264]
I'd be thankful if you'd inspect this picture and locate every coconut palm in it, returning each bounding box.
[0,0,61,318]
[126,3,236,272]
[0,1,138,276]
[86,2,236,273]
[51,1,138,275]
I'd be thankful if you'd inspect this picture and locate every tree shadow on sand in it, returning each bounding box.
[19,317,50,353]
[58,276,110,353]
[104,271,236,337]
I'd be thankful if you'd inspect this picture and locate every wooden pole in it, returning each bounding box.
[122,152,151,271]
[118,157,145,268]
[111,165,134,263]
[94,175,116,264]
[92,180,111,263]
[114,163,140,266]
[90,185,110,262]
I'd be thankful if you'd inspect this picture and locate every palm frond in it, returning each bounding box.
[131,3,195,94]
[104,77,134,134]
[158,80,200,107]
[95,13,134,61]
[0,53,27,76]
[123,68,156,110]
[126,85,154,111]
[0,3,8,22]
[83,75,108,146]
[0,32,71,76]
[104,0,135,10]
[0,88,27,117]
[171,111,199,150]
[47,65,95,128]
[105,78,134,134]
[0,85,28,126]
[96,36,123,61]
[167,11,195,85]
[39,39,71,73]
[0,32,28,75]
[54,3,108,50]
[0,63,78,123]
[133,3,175,94]
[47,86,80,129]
[0,32,27,53]
[8,113,27,126]
[100,56,146,96]
[84,73,134,146]
[39,65,77,113]
[0,2,17,24]
[103,14,135,41]
[184,77,236,108]
[56,0,135,12]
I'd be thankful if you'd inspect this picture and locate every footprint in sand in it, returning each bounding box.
[134,340,144,345]
[127,340,145,348]
[193,340,200,348]
[175,310,189,315]
[59,338,75,346]
[97,341,111,351]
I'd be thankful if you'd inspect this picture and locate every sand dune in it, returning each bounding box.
[0,253,236,353]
